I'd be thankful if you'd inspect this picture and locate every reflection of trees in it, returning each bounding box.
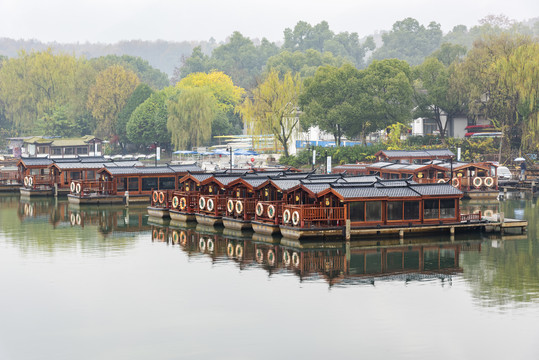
[0,201,149,256]
[461,199,539,306]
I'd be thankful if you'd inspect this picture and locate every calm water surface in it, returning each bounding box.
[1,195,539,360]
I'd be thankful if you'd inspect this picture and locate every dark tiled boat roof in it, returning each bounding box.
[19,157,54,166]
[168,164,203,173]
[379,149,454,158]
[409,184,463,196]
[268,179,302,191]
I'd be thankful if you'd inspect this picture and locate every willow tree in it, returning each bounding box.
[86,65,140,141]
[239,70,302,156]
[167,87,216,150]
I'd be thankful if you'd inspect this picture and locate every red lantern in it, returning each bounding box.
[250,157,255,162]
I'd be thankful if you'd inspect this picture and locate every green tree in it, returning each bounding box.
[86,65,140,142]
[430,43,467,66]
[371,18,443,66]
[167,87,216,149]
[117,84,154,147]
[126,88,174,149]
[265,49,347,78]
[172,46,211,84]
[239,70,302,156]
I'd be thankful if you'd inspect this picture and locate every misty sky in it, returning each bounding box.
[1,0,538,43]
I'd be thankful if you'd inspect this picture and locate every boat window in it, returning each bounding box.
[128,178,139,191]
[366,201,382,222]
[424,199,439,219]
[387,201,403,221]
[117,177,126,191]
[87,170,95,181]
[159,177,175,190]
[349,201,365,222]
[142,177,158,191]
[404,201,420,220]
[440,199,455,218]
[70,171,81,180]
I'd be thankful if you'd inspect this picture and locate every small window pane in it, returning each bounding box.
[142,177,158,191]
[349,201,365,222]
[159,177,175,190]
[424,199,439,219]
[440,199,455,218]
[387,201,403,221]
[366,201,381,221]
[128,178,139,191]
[404,201,420,220]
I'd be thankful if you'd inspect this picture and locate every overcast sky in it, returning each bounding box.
[1,0,538,43]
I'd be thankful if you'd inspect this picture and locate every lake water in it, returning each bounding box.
[1,194,539,359]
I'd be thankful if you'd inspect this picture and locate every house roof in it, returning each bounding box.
[18,157,54,167]
[376,149,454,159]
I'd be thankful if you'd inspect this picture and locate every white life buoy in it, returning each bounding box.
[256,203,264,217]
[292,252,300,267]
[484,209,494,217]
[70,213,76,225]
[172,196,179,209]
[283,209,291,224]
[267,249,275,266]
[235,200,243,214]
[227,243,234,257]
[179,231,187,246]
[76,183,81,194]
[76,213,81,225]
[451,178,460,187]
[292,211,300,226]
[179,197,187,210]
[158,191,165,204]
[235,244,243,258]
[437,179,446,184]
[199,238,206,251]
[283,251,291,266]
[256,249,264,263]
[70,181,76,193]
[23,176,28,187]
[206,198,214,211]
[199,197,206,210]
[172,230,179,244]
[152,191,159,203]
[473,177,483,188]
[484,177,494,187]
[207,239,214,252]
[28,176,33,186]
[227,199,234,213]
[267,204,275,219]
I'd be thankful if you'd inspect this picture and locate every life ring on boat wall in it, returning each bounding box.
[206,198,215,212]
[179,231,187,246]
[484,209,494,217]
[451,178,460,188]
[235,200,243,214]
[256,249,264,263]
[283,250,291,266]
[76,183,81,194]
[70,181,76,193]
[267,204,275,219]
[158,191,165,204]
[227,243,235,257]
[267,249,275,266]
[484,177,494,187]
[179,197,187,210]
[292,211,300,226]
[75,213,81,225]
[437,179,446,184]
[292,252,300,267]
[70,213,76,226]
[283,209,291,224]
[227,199,234,213]
[473,177,483,188]
[235,244,243,258]
[255,203,264,217]
[207,239,214,252]
[172,230,179,244]
[199,197,206,210]
[152,191,159,203]
[199,238,206,251]
[152,229,158,240]
[172,196,179,209]
[28,176,33,187]
[23,176,28,187]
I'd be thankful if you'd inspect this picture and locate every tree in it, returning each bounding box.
[371,18,443,66]
[265,49,347,78]
[300,64,364,146]
[167,87,216,149]
[176,71,245,136]
[126,88,174,149]
[239,70,302,156]
[430,43,467,66]
[413,57,468,142]
[86,65,140,141]
[117,83,154,148]
[172,46,211,84]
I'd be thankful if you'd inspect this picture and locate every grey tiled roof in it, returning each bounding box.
[380,149,454,158]
[53,162,108,170]
[240,178,268,188]
[269,179,301,191]
[19,158,54,166]
[410,184,463,196]
[342,176,380,183]
[212,176,242,186]
[102,166,176,176]
[302,183,331,194]
[168,164,203,173]
[332,186,386,199]
[378,187,421,198]
[189,173,213,182]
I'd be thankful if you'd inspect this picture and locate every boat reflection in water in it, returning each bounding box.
[149,217,486,285]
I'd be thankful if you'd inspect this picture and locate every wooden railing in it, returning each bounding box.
[460,212,482,222]
[226,197,257,221]
[70,180,114,196]
[254,201,283,225]
[23,174,52,188]
[150,189,174,208]
[197,194,227,217]
[283,204,345,228]
[0,171,20,184]
[170,192,199,213]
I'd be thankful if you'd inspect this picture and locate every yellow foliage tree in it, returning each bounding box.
[87,65,139,140]
[239,70,302,156]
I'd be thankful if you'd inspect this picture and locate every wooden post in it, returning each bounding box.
[450,226,455,242]
[399,229,404,243]
[125,190,129,207]
[345,219,351,241]
[54,183,58,197]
